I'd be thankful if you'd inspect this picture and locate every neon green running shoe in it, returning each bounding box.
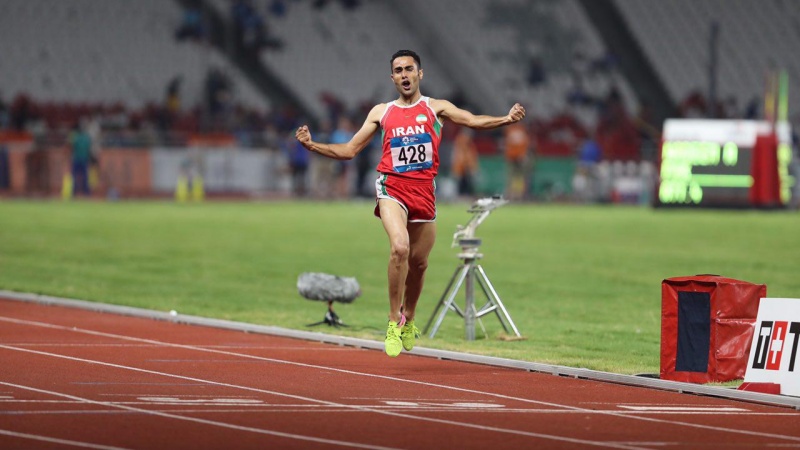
[401,320,420,351]
[385,320,403,357]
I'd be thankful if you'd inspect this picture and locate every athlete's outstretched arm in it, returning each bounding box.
[296,104,385,160]
[434,99,525,130]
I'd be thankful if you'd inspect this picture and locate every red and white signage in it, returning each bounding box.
[744,298,800,396]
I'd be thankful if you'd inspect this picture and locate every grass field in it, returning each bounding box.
[1,199,798,375]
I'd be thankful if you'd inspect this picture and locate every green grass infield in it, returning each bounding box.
[1,199,798,375]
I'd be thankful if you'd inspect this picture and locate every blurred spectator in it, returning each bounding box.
[354,133,378,198]
[10,94,33,131]
[329,115,355,197]
[0,91,8,129]
[633,102,660,161]
[504,122,530,200]
[589,51,618,75]
[269,0,287,17]
[309,119,336,198]
[578,136,601,166]
[451,127,479,197]
[679,89,708,118]
[282,132,309,197]
[320,91,346,124]
[0,144,9,190]
[596,87,640,161]
[566,77,594,107]
[164,76,183,132]
[166,76,182,115]
[351,99,377,197]
[204,67,232,128]
[175,2,208,43]
[262,122,282,149]
[231,0,282,53]
[85,115,103,192]
[567,51,595,108]
[573,137,602,202]
[526,57,546,87]
[69,122,93,196]
[232,0,261,51]
[744,96,760,119]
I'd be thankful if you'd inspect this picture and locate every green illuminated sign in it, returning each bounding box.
[659,140,752,205]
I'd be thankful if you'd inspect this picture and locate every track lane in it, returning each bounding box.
[2,298,799,450]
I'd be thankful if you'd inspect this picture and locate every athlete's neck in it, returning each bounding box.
[396,92,422,107]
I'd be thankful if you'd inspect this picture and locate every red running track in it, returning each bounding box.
[1,297,799,450]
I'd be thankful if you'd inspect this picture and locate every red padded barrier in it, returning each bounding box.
[661,275,766,383]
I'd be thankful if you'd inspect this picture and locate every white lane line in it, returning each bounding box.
[0,381,401,450]
[6,407,800,417]
[606,443,673,448]
[136,396,265,404]
[0,428,131,450]
[3,315,800,444]
[2,399,798,415]
[5,343,349,350]
[618,406,748,412]
[0,345,649,450]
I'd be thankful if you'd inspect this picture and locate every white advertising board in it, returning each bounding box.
[744,298,800,396]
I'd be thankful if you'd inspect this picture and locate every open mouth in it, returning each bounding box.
[402,80,411,89]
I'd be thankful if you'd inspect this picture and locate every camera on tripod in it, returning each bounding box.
[451,195,508,250]
[424,196,521,341]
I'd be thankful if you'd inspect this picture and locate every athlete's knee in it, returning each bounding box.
[408,255,429,274]
[389,241,410,264]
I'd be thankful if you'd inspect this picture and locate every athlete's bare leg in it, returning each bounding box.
[378,199,409,323]
[401,221,436,322]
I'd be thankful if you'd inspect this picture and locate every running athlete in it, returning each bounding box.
[296,50,525,357]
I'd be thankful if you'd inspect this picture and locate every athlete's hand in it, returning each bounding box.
[507,103,526,123]
[295,125,312,148]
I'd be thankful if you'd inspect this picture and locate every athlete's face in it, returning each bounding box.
[391,56,422,98]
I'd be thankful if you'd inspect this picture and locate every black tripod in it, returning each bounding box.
[307,301,348,327]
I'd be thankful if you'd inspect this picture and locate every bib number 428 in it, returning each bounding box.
[397,145,427,165]
[390,133,434,173]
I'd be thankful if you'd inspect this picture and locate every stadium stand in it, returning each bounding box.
[0,0,794,202]
[615,0,800,119]
[206,0,637,126]
[0,0,268,139]
[248,0,455,121]
[410,0,639,127]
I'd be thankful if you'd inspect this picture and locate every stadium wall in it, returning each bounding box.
[0,143,291,199]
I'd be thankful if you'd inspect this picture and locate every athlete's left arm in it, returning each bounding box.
[433,99,525,130]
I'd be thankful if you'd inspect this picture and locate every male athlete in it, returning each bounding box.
[296,50,525,357]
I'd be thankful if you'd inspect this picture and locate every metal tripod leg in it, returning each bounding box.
[474,265,521,337]
[424,263,470,338]
[425,260,521,340]
[465,268,489,340]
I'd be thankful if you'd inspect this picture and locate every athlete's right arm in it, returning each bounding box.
[295,104,386,160]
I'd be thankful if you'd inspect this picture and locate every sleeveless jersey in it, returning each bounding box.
[377,96,443,181]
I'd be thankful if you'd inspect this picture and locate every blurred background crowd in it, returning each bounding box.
[0,0,797,203]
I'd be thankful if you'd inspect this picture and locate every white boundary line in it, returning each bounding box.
[2,289,800,413]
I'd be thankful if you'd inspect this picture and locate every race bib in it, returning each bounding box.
[390,133,433,173]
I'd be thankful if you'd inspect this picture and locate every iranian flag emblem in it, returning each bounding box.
[415,114,427,124]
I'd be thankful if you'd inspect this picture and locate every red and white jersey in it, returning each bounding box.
[377,96,443,181]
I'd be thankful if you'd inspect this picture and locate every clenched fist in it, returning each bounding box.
[295,125,312,148]
[508,103,526,123]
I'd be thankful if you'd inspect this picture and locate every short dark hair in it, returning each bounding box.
[390,50,421,69]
